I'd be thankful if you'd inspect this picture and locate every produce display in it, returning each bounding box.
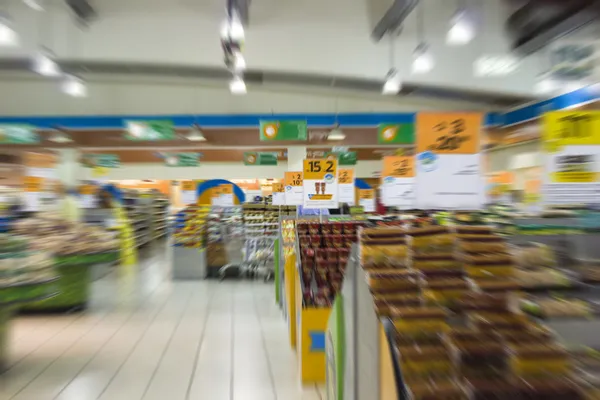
[298,220,363,307]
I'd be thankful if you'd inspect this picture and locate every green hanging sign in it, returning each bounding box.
[244,152,278,166]
[260,120,308,141]
[377,123,415,144]
[0,125,39,144]
[326,151,357,166]
[124,120,176,141]
[164,153,199,167]
[81,154,120,168]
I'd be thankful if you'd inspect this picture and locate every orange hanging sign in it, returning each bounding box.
[382,156,415,178]
[285,171,303,187]
[416,113,483,154]
[338,169,354,185]
[272,182,285,193]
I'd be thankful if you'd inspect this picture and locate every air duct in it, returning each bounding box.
[368,0,418,41]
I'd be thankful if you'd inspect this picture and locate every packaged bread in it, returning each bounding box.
[408,379,467,400]
[423,278,469,305]
[412,253,460,272]
[361,238,407,268]
[457,235,507,254]
[474,278,520,293]
[455,226,493,235]
[399,344,453,379]
[392,306,449,335]
[516,269,571,289]
[408,227,455,252]
[367,270,421,292]
[509,343,571,376]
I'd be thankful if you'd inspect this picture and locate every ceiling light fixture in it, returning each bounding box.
[382,68,401,95]
[220,14,244,42]
[61,74,87,97]
[187,125,207,141]
[534,76,558,95]
[23,0,44,11]
[0,14,19,47]
[229,75,247,95]
[327,124,346,141]
[233,52,246,71]
[447,8,475,46]
[33,48,60,76]
[48,130,73,143]
[412,43,434,74]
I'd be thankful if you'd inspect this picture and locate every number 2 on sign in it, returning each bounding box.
[429,119,469,151]
[308,160,334,173]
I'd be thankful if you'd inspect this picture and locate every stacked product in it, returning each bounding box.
[122,190,153,248]
[243,204,294,239]
[513,243,573,290]
[172,205,209,248]
[151,194,169,240]
[298,221,362,307]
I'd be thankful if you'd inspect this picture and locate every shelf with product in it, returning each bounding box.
[171,205,209,279]
[206,206,243,278]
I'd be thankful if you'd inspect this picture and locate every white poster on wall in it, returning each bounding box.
[302,159,339,209]
[337,169,355,206]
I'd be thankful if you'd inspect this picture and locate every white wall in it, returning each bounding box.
[0,73,494,116]
[94,160,383,181]
[0,0,541,95]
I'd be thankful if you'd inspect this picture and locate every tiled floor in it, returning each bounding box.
[0,245,324,400]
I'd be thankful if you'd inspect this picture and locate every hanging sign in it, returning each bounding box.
[272,182,285,206]
[377,123,415,144]
[79,184,98,208]
[164,153,199,167]
[81,154,120,168]
[260,120,308,141]
[381,156,415,208]
[284,171,304,205]
[326,151,357,166]
[180,180,197,205]
[0,125,39,144]
[303,159,338,209]
[338,169,355,205]
[358,189,375,212]
[542,111,600,205]
[23,152,57,212]
[244,152,278,166]
[415,113,484,209]
[125,120,175,141]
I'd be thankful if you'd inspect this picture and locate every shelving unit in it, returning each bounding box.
[151,196,169,240]
[121,190,153,248]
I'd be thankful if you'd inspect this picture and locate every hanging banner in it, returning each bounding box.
[0,125,39,144]
[358,189,375,212]
[164,153,199,167]
[381,156,415,208]
[377,123,415,144]
[81,154,120,168]
[272,182,285,206]
[260,121,308,141]
[326,151,357,166]
[220,184,234,206]
[244,152,278,166]
[303,159,338,209]
[180,180,197,205]
[124,120,175,141]
[542,111,600,205]
[338,169,355,206]
[284,171,304,205]
[415,113,484,209]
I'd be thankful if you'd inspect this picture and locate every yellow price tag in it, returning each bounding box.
[338,169,354,184]
[284,172,303,187]
[272,183,284,193]
[382,156,415,178]
[24,177,42,192]
[303,159,337,180]
[181,181,195,191]
[221,184,233,195]
[359,189,374,199]
[543,111,600,152]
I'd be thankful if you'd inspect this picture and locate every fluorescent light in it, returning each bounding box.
[48,130,73,143]
[474,55,520,77]
[187,126,207,141]
[33,49,60,76]
[382,69,401,95]
[535,76,558,95]
[220,15,245,42]
[0,15,18,47]
[327,126,346,141]
[412,43,433,74]
[127,122,145,138]
[229,76,247,95]
[61,74,87,97]
[234,52,246,71]
[23,0,44,11]
[447,10,475,46]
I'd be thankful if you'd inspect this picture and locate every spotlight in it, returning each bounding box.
[61,74,87,97]
[412,43,434,74]
[229,75,246,95]
[447,9,475,46]
[33,48,60,77]
[382,69,401,95]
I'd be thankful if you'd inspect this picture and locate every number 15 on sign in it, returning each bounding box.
[303,159,339,209]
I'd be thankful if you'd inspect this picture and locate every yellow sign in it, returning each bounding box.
[212,187,223,198]
[338,169,354,184]
[285,171,303,187]
[359,189,374,199]
[24,177,42,192]
[382,156,415,178]
[80,184,96,195]
[416,113,482,154]
[92,166,108,177]
[181,180,195,191]
[272,182,285,192]
[543,111,600,152]
[303,159,337,180]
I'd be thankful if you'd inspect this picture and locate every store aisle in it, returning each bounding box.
[0,253,324,400]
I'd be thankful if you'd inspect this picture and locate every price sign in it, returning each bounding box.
[272,182,285,206]
[359,189,374,199]
[219,184,234,206]
[181,181,195,191]
[416,113,482,154]
[221,184,233,195]
[338,169,355,205]
[180,181,197,205]
[303,159,339,209]
[542,111,600,205]
[358,189,375,212]
[303,159,337,180]
[381,156,415,208]
[24,177,42,192]
[284,171,304,205]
